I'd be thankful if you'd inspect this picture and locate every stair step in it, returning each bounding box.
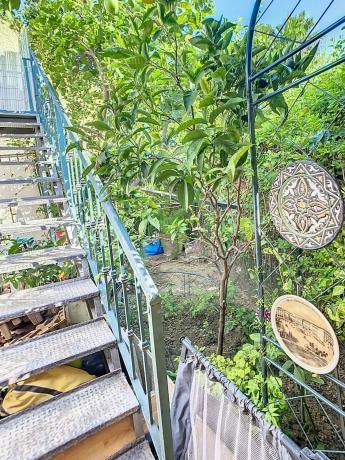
[0,122,40,129]
[0,146,50,151]
[0,177,59,185]
[0,277,98,322]
[0,133,43,139]
[0,195,66,208]
[0,155,52,165]
[0,217,75,234]
[0,372,139,460]
[115,441,154,460]
[0,318,115,386]
[0,246,85,274]
[0,160,52,165]
[0,113,38,122]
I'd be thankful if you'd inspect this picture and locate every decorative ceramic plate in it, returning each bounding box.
[269,160,344,249]
[271,295,339,374]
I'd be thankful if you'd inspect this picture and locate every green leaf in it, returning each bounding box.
[103,47,133,59]
[148,216,160,231]
[282,360,294,371]
[64,126,86,136]
[190,36,212,50]
[197,150,205,173]
[88,120,112,131]
[333,285,344,296]
[186,139,206,169]
[82,162,96,178]
[175,118,207,134]
[175,179,194,211]
[139,219,148,235]
[226,145,250,180]
[137,117,160,125]
[212,67,227,83]
[209,98,245,123]
[200,77,211,95]
[65,141,81,153]
[249,333,260,344]
[220,30,233,49]
[147,157,168,178]
[269,94,288,116]
[183,90,197,112]
[252,45,266,56]
[182,129,206,144]
[104,0,119,15]
[9,0,20,9]
[199,94,214,108]
[298,43,319,71]
[128,55,148,70]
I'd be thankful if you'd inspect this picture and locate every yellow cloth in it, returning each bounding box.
[1,365,95,415]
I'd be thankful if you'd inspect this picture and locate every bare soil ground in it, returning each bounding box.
[145,248,257,366]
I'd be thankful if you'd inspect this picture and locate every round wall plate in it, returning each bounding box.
[269,160,344,249]
[271,295,339,374]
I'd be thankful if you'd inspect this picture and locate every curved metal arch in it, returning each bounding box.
[246,0,345,455]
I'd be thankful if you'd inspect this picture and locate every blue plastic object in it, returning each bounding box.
[144,239,164,256]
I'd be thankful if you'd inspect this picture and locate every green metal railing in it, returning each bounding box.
[28,51,173,459]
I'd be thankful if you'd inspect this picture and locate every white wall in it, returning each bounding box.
[0,21,29,112]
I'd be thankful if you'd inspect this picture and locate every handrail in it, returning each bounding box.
[28,50,173,459]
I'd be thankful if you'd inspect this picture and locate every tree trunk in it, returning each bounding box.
[216,259,229,355]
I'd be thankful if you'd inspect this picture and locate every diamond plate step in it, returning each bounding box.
[115,441,154,460]
[0,177,59,185]
[0,133,43,139]
[0,146,50,151]
[0,217,75,234]
[0,155,52,165]
[0,122,40,129]
[0,160,51,166]
[0,113,37,122]
[0,277,98,322]
[0,195,66,208]
[0,372,139,460]
[0,246,85,274]
[0,317,115,386]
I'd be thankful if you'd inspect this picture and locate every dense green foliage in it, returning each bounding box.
[209,342,286,425]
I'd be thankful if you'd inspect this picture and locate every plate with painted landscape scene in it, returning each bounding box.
[271,295,339,374]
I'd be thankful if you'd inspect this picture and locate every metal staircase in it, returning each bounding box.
[0,116,157,459]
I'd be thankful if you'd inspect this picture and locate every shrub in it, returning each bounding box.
[209,342,287,425]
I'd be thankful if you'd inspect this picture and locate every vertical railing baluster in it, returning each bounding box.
[66,152,76,217]
[106,216,122,341]
[87,185,98,271]
[69,153,79,220]
[135,278,153,425]
[96,200,110,313]
[82,179,93,261]
[118,242,136,380]
[147,295,174,459]
[73,155,86,245]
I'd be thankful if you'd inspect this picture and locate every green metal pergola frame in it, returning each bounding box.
[246,1,345,457]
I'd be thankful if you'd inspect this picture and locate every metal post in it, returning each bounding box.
[245,0,268,406]
[147,295,174,460]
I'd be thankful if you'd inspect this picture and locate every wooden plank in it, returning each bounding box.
[27,312,43,325]
[0,322,11,340]
[51,414,136,460]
